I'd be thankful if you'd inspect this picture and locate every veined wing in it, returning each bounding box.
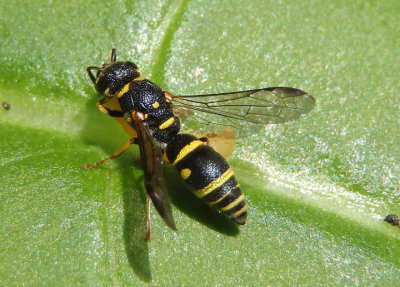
[172,87,315,131]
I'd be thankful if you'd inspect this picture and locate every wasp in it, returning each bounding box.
[86,49,315,239]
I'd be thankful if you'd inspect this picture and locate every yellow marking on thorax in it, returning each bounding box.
[117,82,131,98]
[230,204,247,217]
[172,140,204,166]
[133,77,145,81]
[159,117,175,130]
[220,194,245,211]
[180,168,192,180]
[194,168,234,198]
[152,101,160,109]
[105,87,110,95]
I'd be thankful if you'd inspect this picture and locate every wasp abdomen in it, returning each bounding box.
[166,133,247,225]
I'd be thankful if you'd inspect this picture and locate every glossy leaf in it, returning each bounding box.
[1,0,399,285]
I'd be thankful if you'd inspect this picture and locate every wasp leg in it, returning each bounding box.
[97,98,124,117]
[83,137,137,169]
[199,136,209,144]
[97,98,138,138]
[198,128,235,159]
[145,196,151,241]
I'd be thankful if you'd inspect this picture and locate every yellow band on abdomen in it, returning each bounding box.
[230,204,247,217]
[220,194,245,211]
[172,140,203,166]
[194,168,234,198]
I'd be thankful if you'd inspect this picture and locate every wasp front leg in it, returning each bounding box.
[97,97,139,139]
[96,97,124,117]
[83,97,141,170]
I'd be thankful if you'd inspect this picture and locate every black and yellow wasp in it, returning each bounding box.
[86,49,315,239]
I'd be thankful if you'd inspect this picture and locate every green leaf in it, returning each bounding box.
[1,0,400,285]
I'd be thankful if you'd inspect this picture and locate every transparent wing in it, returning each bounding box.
[172,87,315,134]
[133,113,176,231]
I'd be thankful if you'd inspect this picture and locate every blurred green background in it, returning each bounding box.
[1,0,399,285]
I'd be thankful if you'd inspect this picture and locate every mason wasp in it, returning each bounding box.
[86,49,315,239]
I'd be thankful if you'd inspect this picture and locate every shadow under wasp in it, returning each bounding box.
[85,49,315,239]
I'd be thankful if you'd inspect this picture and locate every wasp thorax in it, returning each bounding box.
[95,61,140,97]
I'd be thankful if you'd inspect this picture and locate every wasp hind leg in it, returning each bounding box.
[82,137,138,169]
[145,196,151,241]
[199,127,235,159]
